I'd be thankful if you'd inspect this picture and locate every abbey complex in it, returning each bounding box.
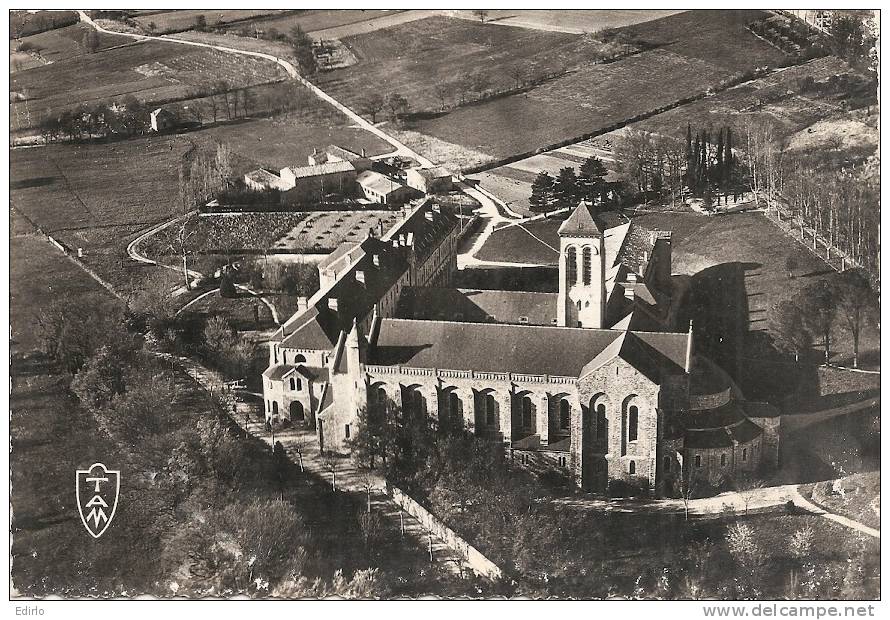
[262,200,779,495]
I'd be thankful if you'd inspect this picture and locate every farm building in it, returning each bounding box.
[244,168,292,192]
[279,160,358,204]
[262,201,780,496]
[149,107,177,132]
[407,166,453,194]
[309,145,373,173]
[357,170,413,205]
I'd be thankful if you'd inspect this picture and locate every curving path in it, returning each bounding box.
[78,10,433,168]
[126,213,281,324]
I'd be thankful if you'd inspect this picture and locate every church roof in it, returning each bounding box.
[370,319,618,377]
[395,286,558,325]
[579,330,688,381]
[558,202,603,237]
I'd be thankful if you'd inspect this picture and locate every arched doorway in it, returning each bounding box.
[290,401,305,423]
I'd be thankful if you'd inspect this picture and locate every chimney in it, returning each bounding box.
[406,232,414,246]
[431,204,440,213]
[685,320,694,373]
[624,286,635,301]
[361,148,366,157]
[328,297,338,311]
[378,220,385,236]
[372,254,380,267]
[399,234,407,246]
[626,272,637,283]
[297,296,308,311]
[313,147,318,155]
[356,270,365,284]
[425,211,434,221]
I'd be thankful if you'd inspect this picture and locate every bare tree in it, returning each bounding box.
[506,65,527,90]
[473,9,490,22]
[432,82,449,111]
[321,452,338,491]
[733,474,765,516]
[360,92,385,123]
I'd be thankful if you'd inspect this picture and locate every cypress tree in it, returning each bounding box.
[529,171,554,212]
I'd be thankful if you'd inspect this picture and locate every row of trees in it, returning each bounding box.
[359,92,410,124]
[744,118,880,275]
[529,156,610,212]
[771,268,877,368]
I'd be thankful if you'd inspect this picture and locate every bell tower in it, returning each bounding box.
[557,202,607,328]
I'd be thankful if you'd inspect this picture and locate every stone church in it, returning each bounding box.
[262,200,780,495]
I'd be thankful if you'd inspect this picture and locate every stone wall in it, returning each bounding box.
[387,484,504,581]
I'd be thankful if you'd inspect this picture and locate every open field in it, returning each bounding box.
[635,56,856,142]
[409,49,741,166]
[445,9,685,34]
[203,117,393,171]
[618,9,785,72]
[316,16,633,116]
[476,218,561,265]
[224,9,401,37]
[10,39,286,132]
[130,9,287,34]
[11,21,132,69]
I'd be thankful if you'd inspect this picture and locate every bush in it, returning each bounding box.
[219,272,237,298]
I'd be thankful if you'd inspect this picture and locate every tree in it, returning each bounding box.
[473,10,490,23]
[553,167,580,208]
[432,82,449,111]
[771,300,813,362]
[219,271,237,298]
[506,65,527,90]
[385,93,409,123]
[529,171,554,212]
[577,155,608,205]
[798,280,837,365]
[725,522,763,597]
[290,25,317,75]
[348,406,383,469]
[71,345,129,410]
[194,15,207,31]
[733,474,765,516]
[830,269,877,368]
[321,452,339,491]
[360,92,385,123]
[785,255,799,278]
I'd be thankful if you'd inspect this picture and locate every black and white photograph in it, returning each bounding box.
[6,3,883,609]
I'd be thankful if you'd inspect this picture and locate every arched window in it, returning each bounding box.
[629,460,636,475]
[449,391,460,424]
[581,246,592,285]
[566,247,577,284]
[522,396,533,428]
[742,448,748,462]
[289,378,295,391]
[663,455,671,472]
[628,405,639,442]
[721,454,727,467]
[595,403,607,441]
[272,401,279,416]
[695,455,702,468]
[559,399,571,430]
[485,393,496,426]
[405,387,424,419]
[296,378,303,391]
[294,354,306,364]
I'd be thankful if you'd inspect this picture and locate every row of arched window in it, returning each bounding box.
[273,350,307,365]
[565,246,594,286]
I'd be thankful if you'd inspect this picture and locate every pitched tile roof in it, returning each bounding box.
[395,286,558,325]
[558,202,603,237]
[284,160,355,179]
[579,330,688,381]
[357,170,407,196]
[370,319,620,377]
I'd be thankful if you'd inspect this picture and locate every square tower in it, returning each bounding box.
[557,202,607,328]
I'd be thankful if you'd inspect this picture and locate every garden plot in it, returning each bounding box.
[272,211,404,253]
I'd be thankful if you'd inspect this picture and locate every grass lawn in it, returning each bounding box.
[809,472,880,530]
[316,16,629,116]
[181,290,277,332]
[476,219,561,265]
[10,38,285,132]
